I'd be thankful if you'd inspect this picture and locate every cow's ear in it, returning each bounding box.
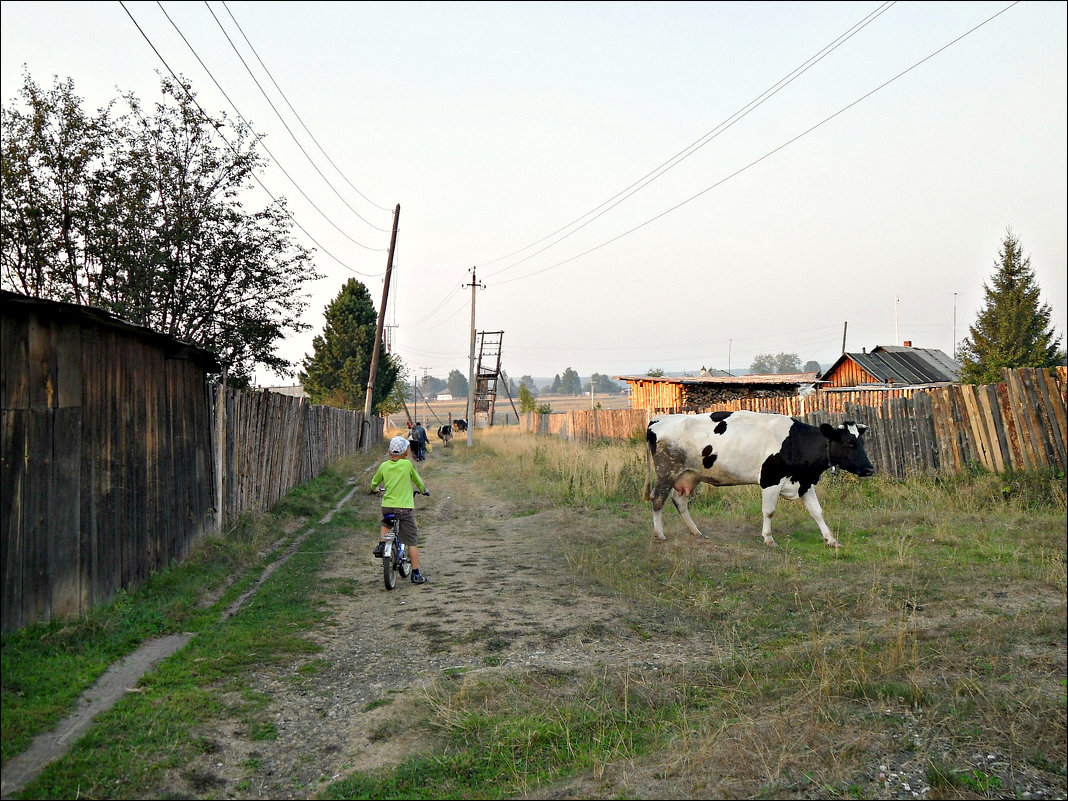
[819,423,841,441]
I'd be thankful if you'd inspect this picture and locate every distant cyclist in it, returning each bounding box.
[371,436,430,584]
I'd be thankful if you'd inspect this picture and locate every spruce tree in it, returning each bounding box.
[299,279,400,411]
[957,229,1061,384]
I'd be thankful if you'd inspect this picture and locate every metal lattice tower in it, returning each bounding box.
[474,331,503,424]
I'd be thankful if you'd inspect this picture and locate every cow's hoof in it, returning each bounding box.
[763,538,778,547]
[825,541,843,550]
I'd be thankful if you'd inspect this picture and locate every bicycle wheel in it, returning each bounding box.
[382,540,398,590]
[399,547,412,578]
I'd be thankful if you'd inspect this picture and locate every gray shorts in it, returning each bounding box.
[382,507,418,546]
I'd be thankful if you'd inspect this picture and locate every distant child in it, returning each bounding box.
[371,435,430,584]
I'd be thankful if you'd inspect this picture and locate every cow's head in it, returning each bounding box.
[819,421,875,477]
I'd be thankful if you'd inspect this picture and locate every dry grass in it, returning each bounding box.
[423,427,1067,799]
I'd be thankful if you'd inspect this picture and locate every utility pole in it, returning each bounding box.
[364,204,400,438]
[841,321,848,354]
[952,293,958,358]
[463,267,484,447]
[894,296,900,346]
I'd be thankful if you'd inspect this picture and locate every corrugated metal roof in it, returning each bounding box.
[840,346,959,385]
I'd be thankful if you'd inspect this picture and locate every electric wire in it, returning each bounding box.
[491,0,1019,288]
[479,1,897,278]
[156,2,388,253]
[219,0,393,215]
[120,0,385,277]
[204,1,391,230]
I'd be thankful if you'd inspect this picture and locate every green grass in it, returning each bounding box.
[0,452,380,796]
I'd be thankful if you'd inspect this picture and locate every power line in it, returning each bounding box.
[219,1,393,215]
[204,1,392,230]
[155,1,388,253]
[120,0,383,277]
[480,1,897,278]
[491,1,1019,288]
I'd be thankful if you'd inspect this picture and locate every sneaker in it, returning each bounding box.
[411,573,428,584]
[372,542,385,558]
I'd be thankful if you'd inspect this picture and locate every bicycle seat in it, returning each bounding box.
[381,513,399,524]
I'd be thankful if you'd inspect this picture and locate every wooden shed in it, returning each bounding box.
[1,290,221,631]
[820,343,960,389]
[616,372,819,413]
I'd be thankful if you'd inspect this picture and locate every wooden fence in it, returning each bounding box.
[217,384,382,524]
[2,291,384,631]
[520,367,1067,478]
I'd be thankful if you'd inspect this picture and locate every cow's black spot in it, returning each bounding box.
[709,411,732,422]
[701,444,717,470]
[646,427,658,456]
[714,420,727,435]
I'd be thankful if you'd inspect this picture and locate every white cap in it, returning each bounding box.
[388,436,410,454]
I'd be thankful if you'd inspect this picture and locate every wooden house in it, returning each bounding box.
[820,343,960,390]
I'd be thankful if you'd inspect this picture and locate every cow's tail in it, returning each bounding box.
[641,439,653,502]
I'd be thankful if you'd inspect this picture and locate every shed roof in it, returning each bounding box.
[615,372,819,386]
[825,345,959,386]
[1,290,222,372]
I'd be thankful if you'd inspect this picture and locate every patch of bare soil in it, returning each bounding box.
[163,450,1067,801]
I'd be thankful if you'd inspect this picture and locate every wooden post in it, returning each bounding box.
[363,204,400,433]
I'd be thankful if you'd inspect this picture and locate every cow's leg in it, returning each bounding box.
[650,483,673,542]
[800,489,841,549]
[760,485,781,546]
[671,492,706,538]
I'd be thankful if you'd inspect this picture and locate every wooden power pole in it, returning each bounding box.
[364,204,401,434]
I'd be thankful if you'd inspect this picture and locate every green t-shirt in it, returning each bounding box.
[371,457,426,508]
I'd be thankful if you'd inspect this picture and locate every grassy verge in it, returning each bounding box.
[1,450,380,796]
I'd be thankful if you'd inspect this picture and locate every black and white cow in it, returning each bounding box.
[436,418,468,448]
[437,424,453,447]
[643,410,875,548]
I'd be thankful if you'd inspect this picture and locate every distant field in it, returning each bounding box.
[389,391,632,428]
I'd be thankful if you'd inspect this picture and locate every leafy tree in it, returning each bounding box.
[646,368,664,377]
[750,352,801,374]
[446,369,469,398]
[586,373,622,394]
[519,375,538,394]
[1,72,318,385]
[803,360,822,374]
[957,230,1062,384]
[560,367,583,395]
[549,374,562,393]
[299,279,400,412]
[423,375,446,395]
[518,384,537,413]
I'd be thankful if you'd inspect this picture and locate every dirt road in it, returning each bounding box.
[160,446,692,799]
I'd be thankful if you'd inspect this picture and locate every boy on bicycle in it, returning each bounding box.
[371,435,430,584]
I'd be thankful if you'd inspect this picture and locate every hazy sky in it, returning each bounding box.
[2,1,1065,383]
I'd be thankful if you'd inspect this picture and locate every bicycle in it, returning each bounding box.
[374,489,429,590]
